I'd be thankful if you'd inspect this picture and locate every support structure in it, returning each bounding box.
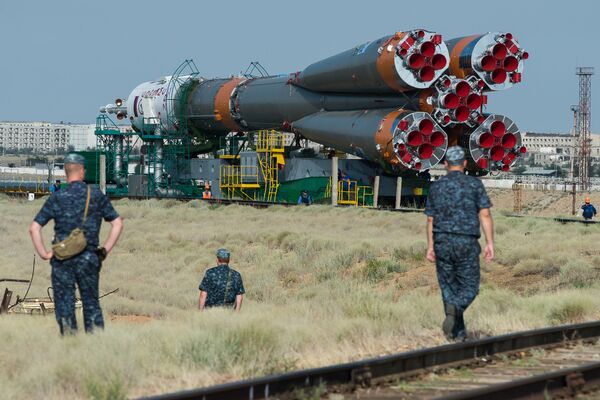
[577,67,594,191]
[331,157,338,206]
[373,176,380,208]
[99,155,106,194]
[395,177,403,209]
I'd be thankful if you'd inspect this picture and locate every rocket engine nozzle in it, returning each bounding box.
[467,114,525,172]
[446,32,528,91]
[392,112,448,171]
[429,75,484,128]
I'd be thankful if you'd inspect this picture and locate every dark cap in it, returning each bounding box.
[64,153,85,166]
[216,248,230,260]
[445,146,465,165]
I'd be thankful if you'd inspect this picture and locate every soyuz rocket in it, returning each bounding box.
[100,29,528,174]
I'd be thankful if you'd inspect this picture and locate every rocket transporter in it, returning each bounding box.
[101,29,528,175]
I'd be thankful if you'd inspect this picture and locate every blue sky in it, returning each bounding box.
[0,0,598,133]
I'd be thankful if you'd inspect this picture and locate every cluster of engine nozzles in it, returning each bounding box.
[399,30,527,172]
[292,29,528,172]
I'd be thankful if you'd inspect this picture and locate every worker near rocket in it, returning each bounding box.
[425,146,494,341]
[582,197,597,220]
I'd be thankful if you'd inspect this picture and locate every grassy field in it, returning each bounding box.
[1,193,600,399]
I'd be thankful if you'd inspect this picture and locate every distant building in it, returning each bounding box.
[0,121,96,153]
[522,132,600,166]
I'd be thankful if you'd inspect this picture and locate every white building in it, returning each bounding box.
[522,132,600,165]
[0,121,96,153]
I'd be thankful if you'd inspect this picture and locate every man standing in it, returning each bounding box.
[29,154,123,335]
[581,197,597,220]
[199,248,244,311]
[425,146,494,341]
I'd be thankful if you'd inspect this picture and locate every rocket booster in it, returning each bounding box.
[101,30,528,173]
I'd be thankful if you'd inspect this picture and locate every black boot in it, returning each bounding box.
[443,304,457,339]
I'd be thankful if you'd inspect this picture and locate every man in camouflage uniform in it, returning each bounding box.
[425,146,494,341]
[29,154,124,335]
[199,248,245,311]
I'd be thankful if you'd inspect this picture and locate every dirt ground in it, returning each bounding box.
[487,188,590,217]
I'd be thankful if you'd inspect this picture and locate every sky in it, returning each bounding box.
[0,0,598,133]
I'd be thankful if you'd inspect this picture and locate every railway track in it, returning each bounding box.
[143,321,600,400]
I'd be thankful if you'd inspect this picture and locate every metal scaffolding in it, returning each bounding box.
[577,67,594,191]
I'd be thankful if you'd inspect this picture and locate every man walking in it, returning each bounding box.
[425,146,494,341]
[29,154,123,335]
[199,248,244,311]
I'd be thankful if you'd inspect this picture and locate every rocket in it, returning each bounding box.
[100,29,528,174]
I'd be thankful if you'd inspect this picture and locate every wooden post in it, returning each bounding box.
[331,157,338,206]
[572,182,577,216]
[395,177,403,209]
[99,154,106,195]
[373,176,380,208]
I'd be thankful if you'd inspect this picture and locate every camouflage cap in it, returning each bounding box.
[64,153,86,165]
[445,146,465,165]
[216,248,230,260]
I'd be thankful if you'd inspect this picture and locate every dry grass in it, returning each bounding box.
[1,192,600,399]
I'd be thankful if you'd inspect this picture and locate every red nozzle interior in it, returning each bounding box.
[414,162,422,170]
[520,146,527,154]
[501,165,510,172]
[490,145,505,161]
[477,115,486,124]
[480,55,496,72]
[501,133,517,149]
[491,68,507,84]
[505,33,513,40]
[430,131,445,147]
[398,48,408,57]
[399,119,408,131]
[419,119,434,135]
[490,120,506,137]
[477,158,489,169]
[408,53,425,69]
[478,132,494,148]
[431,54,447,70]
[419,66,435,82]
[443,93,459,109]
[466,94,482,110]
[455,81,471,97]
[477,80,485,88]
[492,43,508,60]
[417,30,425,38]
[504,56,519,72]
[397,143,406,151]
[418,143,434,159]
[402,152,413,163]
[454,106,470,122]
[522,51,529,60]
[420,41,435,57]
[406,131,423,146]
[443,78,451,87]
[443,115,451,124]
[505,152,516,163]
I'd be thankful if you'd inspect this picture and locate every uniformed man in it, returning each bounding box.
[297,190,313,205]
[29,153,124,335]
[425,146,494,341]
[199,248,245,311]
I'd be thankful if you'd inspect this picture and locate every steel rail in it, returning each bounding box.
[141,320,600,400]
[438,360,600,400]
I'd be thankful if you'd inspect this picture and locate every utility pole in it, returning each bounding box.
[569,105,578,181]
